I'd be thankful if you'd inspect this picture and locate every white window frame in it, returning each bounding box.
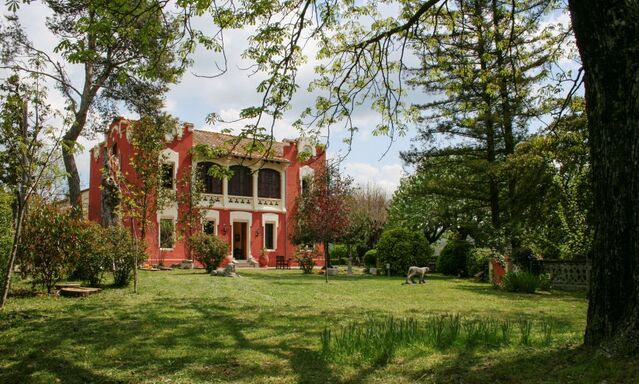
[159,217,176,250]
[263,221,276,251]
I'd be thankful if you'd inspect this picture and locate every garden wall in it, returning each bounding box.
[541,260,590,291]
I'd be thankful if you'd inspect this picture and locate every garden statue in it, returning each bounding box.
[212,259,240,278]
[247,256,258,268]
[405,266,430,284]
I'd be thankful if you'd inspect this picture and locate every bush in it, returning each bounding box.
[376,228,432,276]
[538,273,552,291]
[363,249,378,268]
[189,233,229,273]
[437,240,472,277]
[295,247,319,274]
[18,204,78,293]
[502,272,539,293]
[466,247,494,278]
[74,221,110,287]
[105,226,144,287]
[512,247,542,274]
[0,191,13,276]
[330,244,349,265]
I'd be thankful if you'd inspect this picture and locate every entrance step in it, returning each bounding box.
[234,260,258,268]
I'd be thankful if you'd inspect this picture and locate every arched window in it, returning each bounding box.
[258,168,281,198]
[197,162,223,194]
[228,165,252,196]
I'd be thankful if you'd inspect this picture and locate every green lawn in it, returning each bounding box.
[1,269,637,383]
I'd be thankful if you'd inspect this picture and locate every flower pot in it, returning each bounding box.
[369,267,377,275]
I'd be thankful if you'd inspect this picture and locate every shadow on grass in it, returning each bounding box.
[0,295,336,383]
[410,344,639,383]
[454,282,587,301]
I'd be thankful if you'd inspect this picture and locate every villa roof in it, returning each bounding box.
[193,129,288,162]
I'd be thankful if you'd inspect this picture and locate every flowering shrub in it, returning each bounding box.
[295,247,319,274]
[189,233,229,273]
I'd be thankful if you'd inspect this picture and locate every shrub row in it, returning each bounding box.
[18,204,144,292]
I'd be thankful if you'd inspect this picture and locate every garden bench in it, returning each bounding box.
[276,256,290,269]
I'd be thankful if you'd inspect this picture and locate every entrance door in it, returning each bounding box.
[232,222,248,259]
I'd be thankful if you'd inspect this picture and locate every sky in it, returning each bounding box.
[4,3,573,196]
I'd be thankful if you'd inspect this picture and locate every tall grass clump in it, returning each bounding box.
[321,315,558,363]
[502,272,540,293]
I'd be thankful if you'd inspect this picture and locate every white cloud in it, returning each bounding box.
[343,162,404,195]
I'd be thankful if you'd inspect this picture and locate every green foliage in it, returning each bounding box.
[121,115,176,246]
[330,244,348,265]
[0,191,12,275]
[538,273,552,291]
[294,247,319,274]
[18,204,78,293]
[387,171,488,245]
[363,249,377,268]
[466,247,494,278]
[106,226,144,288]
[189,233,229,273]
[376,228,432,276]
[74,221,110,287]
[502,272,540,294]
[437,240,472,277]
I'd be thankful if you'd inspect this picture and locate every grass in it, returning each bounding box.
[0,269,637,383]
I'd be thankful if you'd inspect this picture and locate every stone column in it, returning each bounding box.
[252,167,259,209]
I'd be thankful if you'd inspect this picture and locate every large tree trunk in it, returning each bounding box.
[569,1,639,354]
[62,144,82,218]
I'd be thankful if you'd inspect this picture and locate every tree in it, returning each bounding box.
[504,101,592,260]
[401,0,565,247]
[175,162,204,262]
[387,161,494,245]
[342,183,389,273]
[118,115,176,293]
[567,1,639,354]
[1,2,186,216]
[290,163,352,282]
[0,71,62,309]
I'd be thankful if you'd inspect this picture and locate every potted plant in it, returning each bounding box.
[259,249,269,268]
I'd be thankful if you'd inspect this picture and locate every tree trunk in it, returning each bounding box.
[0,199,26,309]
[347,244,353,276]
[131,217,139,294]
[325,240,330,283]
[62,140,82,218]
[569,1,639,354]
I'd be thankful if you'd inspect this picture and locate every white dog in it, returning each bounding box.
[405,266,430,284]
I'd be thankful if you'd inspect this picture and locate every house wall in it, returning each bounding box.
[88,117,326,268]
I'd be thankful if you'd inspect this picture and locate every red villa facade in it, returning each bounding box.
[88,117,326,268]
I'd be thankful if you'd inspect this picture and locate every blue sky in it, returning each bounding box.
[5,3,573,196]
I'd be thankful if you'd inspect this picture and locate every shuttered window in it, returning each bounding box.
[228,165,252,196]
[258,169,281,198]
